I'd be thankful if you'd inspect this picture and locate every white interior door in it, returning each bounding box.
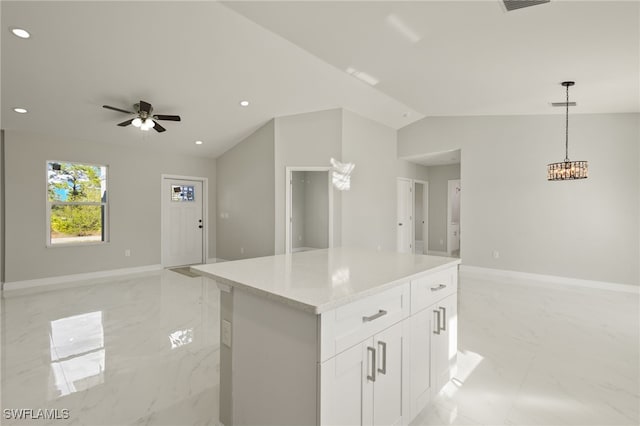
[397,178,413,253]
[413,180,429,255]
[447,180,461,255]
[162,178,204,267]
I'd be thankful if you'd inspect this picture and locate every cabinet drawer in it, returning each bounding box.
[410,267,457,314]
[320,283,410,362]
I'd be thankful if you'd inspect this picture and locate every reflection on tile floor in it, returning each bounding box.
[1,270,219,425]
[1,270,638,425]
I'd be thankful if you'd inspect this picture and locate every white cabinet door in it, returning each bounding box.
[320,339,374,426]
[321,321,407,426]
[431,293,458,394]
[408,308,433,421]
[373,321,404,426]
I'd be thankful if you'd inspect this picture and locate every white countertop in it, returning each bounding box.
[191,247,461,314]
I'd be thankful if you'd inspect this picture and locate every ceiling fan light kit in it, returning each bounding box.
[547,81,588,181]
[102,100,180,133]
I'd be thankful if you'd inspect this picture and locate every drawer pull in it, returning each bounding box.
[362,309,387,322]
[433,309,441,334]
[430,284,446,292]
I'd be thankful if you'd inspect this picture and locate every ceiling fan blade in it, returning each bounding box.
[139,100,152,114]
[103,105,134,114]
[153,114,181,122]
[117,118,134,127]
[153,121,166,132]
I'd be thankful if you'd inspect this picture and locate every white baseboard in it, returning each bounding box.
[207,258,228,263]
[2,264,163,293]
[460,265,639,294]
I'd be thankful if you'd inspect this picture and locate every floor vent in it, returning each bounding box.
[551,102,577,107]
[169,266,201,278]
[503,0,550,12]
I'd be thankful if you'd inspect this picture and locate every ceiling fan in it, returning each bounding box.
[102,100,181,133]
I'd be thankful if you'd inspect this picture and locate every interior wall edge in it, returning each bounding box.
[0,129,4,284]
[461,264,640,292]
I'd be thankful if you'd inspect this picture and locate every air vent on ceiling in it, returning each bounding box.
[503,0,550,12]
[551,102,577,107]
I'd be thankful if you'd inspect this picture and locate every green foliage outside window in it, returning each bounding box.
[48,162,107,243]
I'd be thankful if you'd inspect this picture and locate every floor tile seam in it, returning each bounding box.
[501,352,539,425]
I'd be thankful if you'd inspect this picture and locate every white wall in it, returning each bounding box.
[274,109,342,254]
[425,164,460,253]
[304,171,329,249]
[216,120,275,260]
[341,110,429,252]
[399,113,639,285]
[4,130,216,282]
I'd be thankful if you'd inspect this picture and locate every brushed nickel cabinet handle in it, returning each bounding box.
[439,306,447,331]
[367,346,376,382]
[377,341,387,375]
[430,284,446,291]
[433,309,441,335]
[363,309,387,322]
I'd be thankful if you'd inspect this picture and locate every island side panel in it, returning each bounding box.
[220,288,234,426]
[230,288,319,425]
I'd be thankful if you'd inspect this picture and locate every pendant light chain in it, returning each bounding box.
[565,83,570,161]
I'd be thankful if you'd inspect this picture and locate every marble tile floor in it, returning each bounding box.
[412,277,640,426]
[1,270,220,425]
[1,269,638,425]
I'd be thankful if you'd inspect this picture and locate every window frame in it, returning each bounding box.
[45,160,110,248]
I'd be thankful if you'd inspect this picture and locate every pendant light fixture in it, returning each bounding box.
[547,81,588,181]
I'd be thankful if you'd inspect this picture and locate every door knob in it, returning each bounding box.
[198,225,203,229]
[398,223,403,226]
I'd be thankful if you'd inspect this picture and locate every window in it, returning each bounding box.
[171,184,195,202]
[47,161,108,246]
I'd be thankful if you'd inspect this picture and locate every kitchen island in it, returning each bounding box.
[192,247,461,426]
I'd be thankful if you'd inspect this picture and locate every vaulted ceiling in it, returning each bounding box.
[2,1,638,158]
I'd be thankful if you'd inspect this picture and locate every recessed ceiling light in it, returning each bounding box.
[345,67,379,86]
[13,107,28,114]
[11,28,30,39]
[195,140,203,145]
[239,100,249,107]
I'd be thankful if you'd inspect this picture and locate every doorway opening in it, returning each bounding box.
[161,175,208,267]
[398,149,461,257]
[285,167,333,254]
[396,178,429,254]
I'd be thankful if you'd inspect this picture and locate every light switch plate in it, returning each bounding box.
[222,320,232,348]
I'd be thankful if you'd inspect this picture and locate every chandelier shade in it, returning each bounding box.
[547,81,588,181]
[547,160,588,180]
